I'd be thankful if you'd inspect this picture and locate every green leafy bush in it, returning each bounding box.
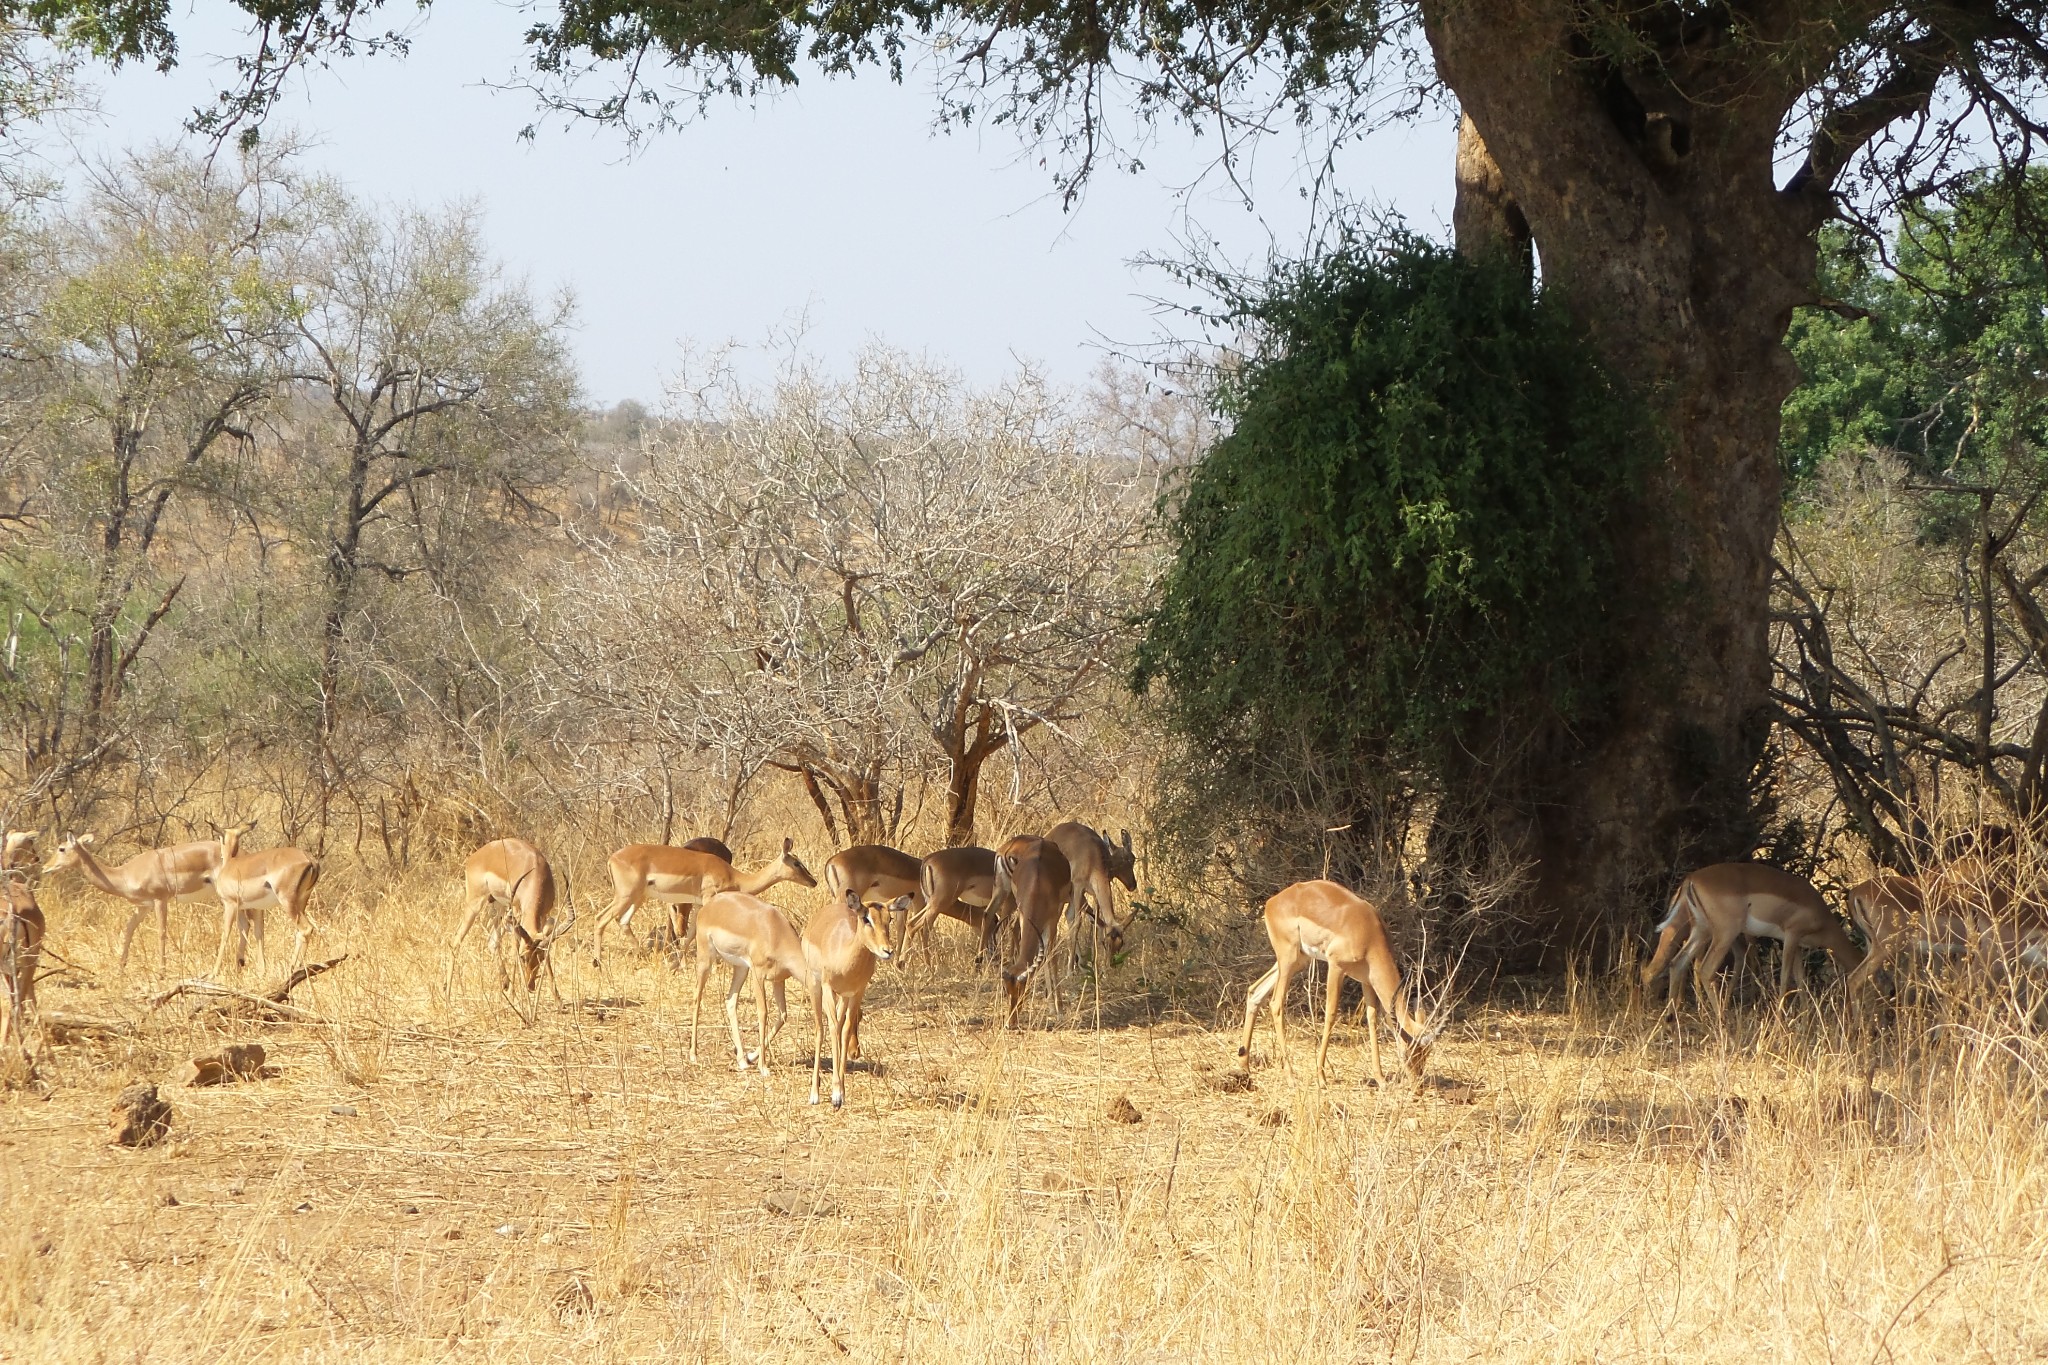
[1134,232,1651,879]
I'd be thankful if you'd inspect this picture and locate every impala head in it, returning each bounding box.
[1,830,38,872]
[844,889,898,961]
[213,817,257,857]
[43,833,93,875]
[504,869,557,992]
[1400,1008,1442,1079]
[773,837,818,890]
[1101,827,1138,892]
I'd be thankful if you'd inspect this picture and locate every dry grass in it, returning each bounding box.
[5,866,2048,1362]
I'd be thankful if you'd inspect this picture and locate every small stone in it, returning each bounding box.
[1260,1109,1287,1128]
[495,1222,523,1238]
[1215,1072,1255,1095]
[329,1105,358,1117]
[442,1227,464,1240]
[160,1192,179,1207]
[1106,1094,1142,1124]
[401,1204,420,1215]
[293,1202,313,1213]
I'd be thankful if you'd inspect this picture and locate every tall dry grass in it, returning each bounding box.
[3,842,2046,1362]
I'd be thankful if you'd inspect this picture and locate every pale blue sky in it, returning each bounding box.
[80,1,1456,403]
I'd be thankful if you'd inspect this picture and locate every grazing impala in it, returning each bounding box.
[824,845,925,947]
[0,870,43,1054]
[1645,863,1863,1018]
[910,845,1005,962]
[210,844,321,979]
[1238,879,1438,1085]
[1845,857,2048,1001]
[689,890,815,1074]
[998,836,1074,1024]
[804,889,898,1107]
[1046,823,1137,952]
[446,838,573,1001]
[590,838,816,965]
[43,821,256,968]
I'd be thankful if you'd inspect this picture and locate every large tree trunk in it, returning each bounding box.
[1423,4,1816,963]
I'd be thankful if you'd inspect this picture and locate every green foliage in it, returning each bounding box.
[1133,233,1651,860]
[1782,170,2048,485]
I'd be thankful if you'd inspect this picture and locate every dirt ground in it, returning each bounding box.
[5,884,2046,1362]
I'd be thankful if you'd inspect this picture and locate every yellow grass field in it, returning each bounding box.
[5,863,2047,1362]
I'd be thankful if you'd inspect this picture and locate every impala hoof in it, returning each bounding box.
[832,1094,844,1109]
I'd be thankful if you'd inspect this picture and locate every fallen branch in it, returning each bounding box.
[145,980,329,1025]
[265,956,347,1003]
[38,1010,132,1042]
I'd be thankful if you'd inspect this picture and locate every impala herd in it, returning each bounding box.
[5,810,2048,1104]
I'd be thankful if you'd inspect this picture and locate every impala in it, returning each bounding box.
[210,844,321,980]
[43,821,256,968]
[446,838,573,1002]
[998,835,1074,1025]
[824,844,925,948]
[1645,863,1863,1017]
[590,837,816,965]
[0,871,42,1054]
[1237,879,1438,1085]
[3,830,38,871]
[689,890,814,1074]
[804,889,898,1107]
[910,845,1004,962]
[1046,823,1137,952]
[1844,856,2048,1001]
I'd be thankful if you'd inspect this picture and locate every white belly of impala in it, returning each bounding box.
[1744,914,1789,941]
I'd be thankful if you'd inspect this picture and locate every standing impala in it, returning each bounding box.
[1,869,43,1055]
[43,821,256,969]
[824,845,925,948]
[804,889,898,1107]
[910,845,1004,962]
[1644,863,1863,1018]
[210,843,321,980]
[1238,879,1438,1085]
[689,890,814,1074]
[1844,856,2048,1000]
[589,837,815,965]
[998,836,1074,1025]
[1046,823,1138,952]
[446,838,573,1001]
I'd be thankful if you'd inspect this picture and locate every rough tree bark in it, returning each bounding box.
[1423,3,1823,960]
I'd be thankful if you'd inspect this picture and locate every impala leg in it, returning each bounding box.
[758,976,790,1071]
[591,891,637,967]
[1364,986,1386,1087]
[1269,949,1302,1073]
[1315,960,1344,1081]
[250,909,269,980]
[809,979,829,1105]
[835,990,858,1107]
[1239,962,1282,1070]
[209,899,238,979]
[846,996,864,1061]
[445,894,489,995]
[722,962,752,1072]
[689,950,714,1063]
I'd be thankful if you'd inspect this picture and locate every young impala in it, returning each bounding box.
[1238,879,1438,1086]
[42,821,256,968]
[804,888,898,1107]
[689,890,814,1074]
[590,838,815,965]
[210,843,322,980]
[446,838,573,1005]
[1644,863,1862,1018]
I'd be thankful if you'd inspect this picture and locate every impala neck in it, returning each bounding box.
[1393,991,1429,1044]
[737,862,787,896]
[68,845,129,898]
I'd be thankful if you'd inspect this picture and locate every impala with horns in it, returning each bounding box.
[1046,823,1137,953]
[210,844,321,980]
[909,845,1005,963]
[1238,879,1439,1086]
[43,821,256,969]
[824,844,925,950]
[1844,856,2048,1002]
[804,888,898,1107]
[590,838,815,965]
[1644,863,1863,1018]
[997,836,1074,1025]
[1,870,43,1056]
[446,838,573,1002]
[689,890,814,1074]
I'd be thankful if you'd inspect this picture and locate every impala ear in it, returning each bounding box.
[782,836,794,855]
[1121,829,1133,851]
[78,833,94,846]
